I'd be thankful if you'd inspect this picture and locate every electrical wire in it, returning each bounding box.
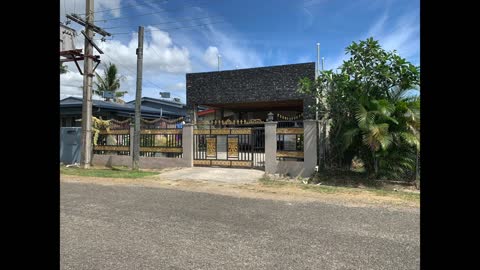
[101,53,185,101]
[77,0,169,15]
[94,0,218,23]
[103,15,221,29]
[107,21,225,36]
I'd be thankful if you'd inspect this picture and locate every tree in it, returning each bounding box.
[93,62,127,102]
[299,37,420,180]
[60,63,68,74]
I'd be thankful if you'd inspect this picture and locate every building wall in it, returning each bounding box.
[92,155,190,169]
[186,62,316,119]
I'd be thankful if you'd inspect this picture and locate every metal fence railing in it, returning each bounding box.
[276,127,304,161]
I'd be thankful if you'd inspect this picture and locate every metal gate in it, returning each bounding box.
[193,126,265,169]
[60,127,82,165]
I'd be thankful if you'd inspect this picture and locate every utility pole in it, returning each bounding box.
[316,43,320,121]
[322,57,324,71]
[316,42,321,169]
[66,1,111,169]
[132,26,144,170]
[80,0,95,169]
[218,54,221,71]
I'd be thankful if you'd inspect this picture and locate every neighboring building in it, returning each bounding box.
[60,96,186,127]
[197,108,216,122]
[126,97,186,118]
[186,62,315,122]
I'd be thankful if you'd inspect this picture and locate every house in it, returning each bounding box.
[126,97,186,118]
[196,108,216,122]
[186,62,315,122]
[60,96,186,127]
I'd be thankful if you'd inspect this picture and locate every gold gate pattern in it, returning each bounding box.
[193,128,256,168]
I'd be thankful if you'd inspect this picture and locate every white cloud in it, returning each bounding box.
[166,82,186,91]
[377,12,420,59]
[98,27,191,74]
[203,46,219,68]
[200,22,264,70]
[60,68,83,99]
[323,9,419,71]
[366,11,389,38]
[60,0,123,23]
[60,4,264,102]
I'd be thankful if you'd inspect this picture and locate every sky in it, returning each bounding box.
[60,0,420,103]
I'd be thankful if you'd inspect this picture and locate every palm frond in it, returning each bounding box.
[343,128,360,150]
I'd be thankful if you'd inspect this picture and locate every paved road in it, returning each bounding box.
[61,182,419,270]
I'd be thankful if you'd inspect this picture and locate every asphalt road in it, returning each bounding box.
[60,182,420,270]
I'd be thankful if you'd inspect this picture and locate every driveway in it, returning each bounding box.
[158,167,264,184]
[61,182,420,270]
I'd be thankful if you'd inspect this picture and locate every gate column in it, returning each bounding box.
[183,123,194,167]
[264,121,278,174]
[303,120,318,176]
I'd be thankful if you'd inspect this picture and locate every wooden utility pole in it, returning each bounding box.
[80,0,95,168]
[132,26,144,170]
[65,1,110,169]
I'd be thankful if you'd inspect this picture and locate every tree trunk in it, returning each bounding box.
[415,149,420,181]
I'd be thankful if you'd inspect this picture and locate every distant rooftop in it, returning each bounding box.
[60,96,181,116]
[126,96,185,108]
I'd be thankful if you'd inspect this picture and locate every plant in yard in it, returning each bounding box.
[60,63,68,74]
[93,62,128,102]
[92,117,111,146]
[298,37,420,180]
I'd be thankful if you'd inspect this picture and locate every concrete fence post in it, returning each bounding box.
[303,120,318,176]
[264,121,278,174]
[183,124,194,167]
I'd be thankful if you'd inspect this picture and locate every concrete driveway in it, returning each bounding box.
[158,167,265,184]
[61,182,420,270]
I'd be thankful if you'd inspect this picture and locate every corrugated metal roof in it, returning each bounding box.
[126,97,186,108]
[60,96,180,115]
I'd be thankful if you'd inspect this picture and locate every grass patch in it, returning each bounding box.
[259,173,419,203]
[299,183,361,194]
[60,166,159,179]
[258,176,290,187]
[260,175,359,194]
[370,189,420,202]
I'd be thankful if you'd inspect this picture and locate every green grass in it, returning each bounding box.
[60,166,159,179]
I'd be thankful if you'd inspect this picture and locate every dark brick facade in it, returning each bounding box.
[186,62,316,119]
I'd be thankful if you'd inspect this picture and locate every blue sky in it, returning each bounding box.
[60,0,420,102]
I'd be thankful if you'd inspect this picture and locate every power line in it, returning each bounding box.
[103,15,221,30]
[94,0,218,23]
[107,21,225,36]
[64,0,67,17]
[61,84,83,88]
[101,53,185,101]
[77,0,169,15]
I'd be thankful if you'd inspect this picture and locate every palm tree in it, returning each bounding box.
[343,89,420,179]
[93,62,127,102]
